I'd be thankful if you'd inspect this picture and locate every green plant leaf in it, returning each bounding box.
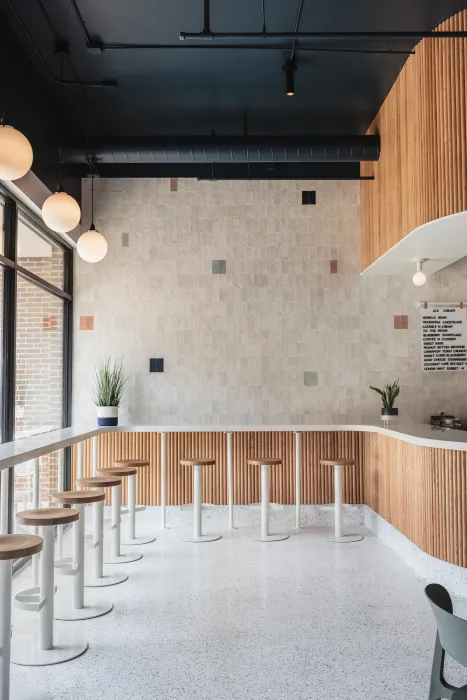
[89,357,127,407]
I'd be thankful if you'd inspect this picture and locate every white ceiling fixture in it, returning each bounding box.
[361,211,467,279]
[77,175,107,263]
[0,118,33,181]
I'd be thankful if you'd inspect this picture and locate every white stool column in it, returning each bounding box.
[113,460,155,546]
[226,432,234,529]
[78,476,128,587]
[99,474,142,565]
[0,534,49,699]
[244,459,289,542]
[11,508,88,666]
[317,459,364,544]
[178,459,222,543]
[52,491,113,620]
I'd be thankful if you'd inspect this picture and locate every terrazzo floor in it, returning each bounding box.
[10,511,467,700]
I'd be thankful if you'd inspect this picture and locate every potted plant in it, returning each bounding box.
[90,357,126,426]
[369,379,400,421]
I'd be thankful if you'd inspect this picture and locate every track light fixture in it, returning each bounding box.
[282,60,297,96]
[412,259,427,287]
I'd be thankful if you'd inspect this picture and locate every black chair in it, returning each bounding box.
[425,583,467,700]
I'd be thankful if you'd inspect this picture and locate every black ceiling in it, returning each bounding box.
[1,0,467,181]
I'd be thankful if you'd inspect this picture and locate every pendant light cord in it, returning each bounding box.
[57,51,64,191]
[90,174,95,230]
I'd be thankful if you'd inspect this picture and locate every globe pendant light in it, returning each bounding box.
[77,175,107,263]
[41,52,81,234]
[412,259,427,287]
[0,116,33,180]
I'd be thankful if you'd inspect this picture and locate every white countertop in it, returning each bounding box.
[0,420,467,470]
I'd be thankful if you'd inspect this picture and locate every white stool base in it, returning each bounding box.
[11,628,88,666]
[316,527,364,543]
[53,598,113,621]
[244,532,289,542]
[178,534,222,543]
[84,571,128,587]
[103,551,142,565]
[121,535,155,546]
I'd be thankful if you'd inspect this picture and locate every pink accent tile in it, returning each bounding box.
[330,259,338,274]
[80,316,94,331]
[170,178,178,192]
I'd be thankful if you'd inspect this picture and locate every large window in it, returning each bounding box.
[0,190,73,534]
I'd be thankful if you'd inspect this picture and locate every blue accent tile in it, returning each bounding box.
[150,358,164,373]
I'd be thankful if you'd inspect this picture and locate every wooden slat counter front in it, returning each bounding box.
[68,424,467,568]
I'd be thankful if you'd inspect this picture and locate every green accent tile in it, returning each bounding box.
[304,371,318,387]
[212,260,226,274]
[122,232,129,247]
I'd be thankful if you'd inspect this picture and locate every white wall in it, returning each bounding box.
[72,177,467,425]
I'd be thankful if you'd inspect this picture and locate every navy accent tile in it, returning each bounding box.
[150,358,164,373]
[302,191,317,205]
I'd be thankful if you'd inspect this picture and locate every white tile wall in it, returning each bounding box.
[73,178,467,425]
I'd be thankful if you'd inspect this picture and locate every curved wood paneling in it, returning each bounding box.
[361,10,467,269]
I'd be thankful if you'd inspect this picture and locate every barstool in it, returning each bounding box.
[113,459,155,545]
[179,458,222,543]
[77,476,128,587]
[12,508,88,666]
[0,534,46,699]
[96,467,143,564]
[51,490,113,620]
[317,458,363,543]
[244,459,289,542]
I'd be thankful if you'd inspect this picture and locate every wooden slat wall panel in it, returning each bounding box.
[72,431,364,507]
[364,433,467,567]
[361,10,467,269]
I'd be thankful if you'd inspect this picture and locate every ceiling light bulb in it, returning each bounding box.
[0,124,33,180]
[77,225,108,263]
[412,260,427,286]
[42,191,81,233]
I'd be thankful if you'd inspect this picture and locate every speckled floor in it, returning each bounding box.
[10,511,467,700]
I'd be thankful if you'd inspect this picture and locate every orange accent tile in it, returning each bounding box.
[170,178,178,192]
[330,259,338,274]
[400,315,408,329]
[42,316,57,331]
[80,316,94,331]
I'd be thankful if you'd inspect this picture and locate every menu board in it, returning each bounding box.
[421,305,467,371]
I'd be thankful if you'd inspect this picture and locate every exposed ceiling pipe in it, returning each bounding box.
[61,134,381,165]
[180,30,467,41]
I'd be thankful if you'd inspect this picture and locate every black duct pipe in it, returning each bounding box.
[62,135,380,164]
[180,30,467,41]
[63,162,373,180]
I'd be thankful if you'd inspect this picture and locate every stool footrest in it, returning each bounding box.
[15,585,53,613]
[55,557,78,576]
[121,507,129,515]
[135,505,145,513]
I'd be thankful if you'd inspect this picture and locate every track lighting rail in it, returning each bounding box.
[179,30,467,41]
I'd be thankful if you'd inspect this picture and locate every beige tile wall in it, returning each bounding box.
[73,178,467,425]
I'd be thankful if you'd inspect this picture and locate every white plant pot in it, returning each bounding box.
[97,406,119,427]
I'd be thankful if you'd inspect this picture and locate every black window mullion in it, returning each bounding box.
[2,198,17,533]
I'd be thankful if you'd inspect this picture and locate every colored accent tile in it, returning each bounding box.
[330,259,338,274]
[122,232,129,247]
[304,371,318,387]
[394,315,409,330]
[170,178,178,192]
[80,316,94,331]
[212,260,226,275]
[149,358,164,373]
[42,316,57,331]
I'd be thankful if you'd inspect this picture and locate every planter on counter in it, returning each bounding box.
[97,406,119,426]
[381,407,398,421]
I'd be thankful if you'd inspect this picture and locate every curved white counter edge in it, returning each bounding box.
[0,419,466,471]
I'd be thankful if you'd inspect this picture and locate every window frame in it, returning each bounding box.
[0,187,74,532]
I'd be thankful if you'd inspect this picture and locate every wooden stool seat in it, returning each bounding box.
[180,458,215,466]
[0,534,43,560]
[320,458,356,466]
[114,459,150,468]
[16,507,80,527]
[78,475,121,488]
[97,466,138,477]
[52,489,106,505]
[247,458,282,466]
